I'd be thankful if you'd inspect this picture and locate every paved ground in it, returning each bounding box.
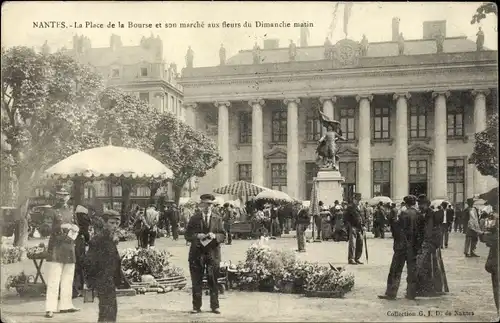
[1,231,498,322]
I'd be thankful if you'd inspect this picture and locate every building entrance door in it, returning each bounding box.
[342,184,356,202]
[409,182,427,197]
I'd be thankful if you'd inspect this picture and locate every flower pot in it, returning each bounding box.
[258,278,275,292]
[278,281,294,294]
[304,290,345,298]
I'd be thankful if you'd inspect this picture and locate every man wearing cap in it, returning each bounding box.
[464,198,484,257]
[185,194,226,314]
[85,210,122,323]
[344,192,365,265]
[45,188,80,318]
[379,195,420,300]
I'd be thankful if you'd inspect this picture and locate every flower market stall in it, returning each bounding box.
[214,181,272,239]
[120,248,187,294]
[228,240,355,298]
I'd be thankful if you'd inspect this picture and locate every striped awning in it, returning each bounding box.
[213,180,269,197]
[309,179,320,216]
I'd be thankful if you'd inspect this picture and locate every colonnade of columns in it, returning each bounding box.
[186,89,491,200]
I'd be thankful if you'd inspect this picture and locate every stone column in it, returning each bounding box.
[319,96,336,119]
[249,99,265,186]
[215,101,231,188]
[356,95,373,200]
[285,98,300,199]
[154,92,164,113]
[472,89,490,195]
[432,91,450,199]
[393,93,410,202]
[183,103,198,128]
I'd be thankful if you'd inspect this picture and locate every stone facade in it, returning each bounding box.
[179,36,498,208]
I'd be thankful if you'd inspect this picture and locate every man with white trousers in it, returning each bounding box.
[45,188,80,318]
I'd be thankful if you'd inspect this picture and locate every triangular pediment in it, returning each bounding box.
[265,146,287,159]
[338,145,358,156]
[408,143,433,156]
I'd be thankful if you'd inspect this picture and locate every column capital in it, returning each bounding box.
[214,101,231,108]
[355,94,373,102]
[284,98,300,105]
[431,91,451,99]
[248,99,265,107]
[393,92,411,101]
[154,92,165,98]
[319,96,337,104]
[471,89,491,98]
[183,102,198,110]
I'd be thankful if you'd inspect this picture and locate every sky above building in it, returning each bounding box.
[2,1,497,69]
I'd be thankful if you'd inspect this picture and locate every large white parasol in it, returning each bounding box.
[44,145,173,180]
[368,196,393,206]
[254,189,294,203]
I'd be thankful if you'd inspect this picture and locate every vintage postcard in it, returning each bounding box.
[1,1,498,322]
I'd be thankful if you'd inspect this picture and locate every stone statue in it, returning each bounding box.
[252,42,261,64]
[219,44,226,66]
[435,32,445,54]
[288,40,297,61]
[324,37,332,59]
[360,34,369,57]
[315,107,346,171]
[397,32,405,55]
[41,40,50,55]
[476,27,484,51]
[185,46,194,68]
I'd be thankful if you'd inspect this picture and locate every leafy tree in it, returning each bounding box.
[1,46,104,246]
[471,2,497,24]
[469,113,498,179]
[153,113,222,203]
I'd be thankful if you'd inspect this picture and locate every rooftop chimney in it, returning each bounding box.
[263,39,279,50]
[392,17,400,42]
[110,34,122,51]
[423,21,446,39]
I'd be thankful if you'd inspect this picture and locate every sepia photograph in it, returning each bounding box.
[0,1,498,322]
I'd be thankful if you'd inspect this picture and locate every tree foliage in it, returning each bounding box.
[153,113,222,202]
[1,46,106,245]
[97,87,159,151]
[471,2,497,24]
[469,113,498,179]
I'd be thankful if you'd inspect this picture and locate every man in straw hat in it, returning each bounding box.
[185,194,226,314]
[344,192,365,265]
[378,195,419,300]
[85,209,122,323]
[45,187,79,318]
[463,197,484,257]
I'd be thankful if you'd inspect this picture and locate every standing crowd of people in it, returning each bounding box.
[37,186,498,321]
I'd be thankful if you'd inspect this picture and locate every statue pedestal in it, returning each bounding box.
[315,169,345,207]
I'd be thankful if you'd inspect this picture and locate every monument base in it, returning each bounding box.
[315,169,345,207]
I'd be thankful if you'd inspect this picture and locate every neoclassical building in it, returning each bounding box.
[179,20,498,208]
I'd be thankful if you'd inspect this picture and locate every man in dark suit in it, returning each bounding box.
[378,195,420,300]
[344,192,364,265]
[85,210,122,323]
[438,202,453,248]
[185,194,226,314]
